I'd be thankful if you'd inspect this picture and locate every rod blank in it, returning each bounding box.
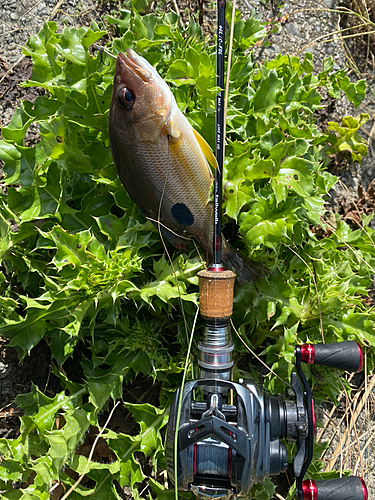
[213,0,226,265]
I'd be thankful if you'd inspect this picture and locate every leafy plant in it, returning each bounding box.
[0,4,373,499]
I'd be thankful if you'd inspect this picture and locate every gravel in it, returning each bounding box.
[0,0,105,127]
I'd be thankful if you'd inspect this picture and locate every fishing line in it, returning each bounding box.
[92,43,117,60]
[146,216,206,267]
[285,243,325,344]
[155,168,201,500]
[174,307,199,500]
[146,217,192,243]
[155,170,193,345]
[60,401,121,500]
[325,221,375,274]
[231,318,292,390]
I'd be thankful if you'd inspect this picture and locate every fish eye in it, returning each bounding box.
[118,87,135,109]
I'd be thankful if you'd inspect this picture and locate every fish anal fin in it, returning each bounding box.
[192,128,218,170]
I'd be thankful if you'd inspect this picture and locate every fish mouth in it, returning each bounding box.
[118,49,151,82]
[116,49,172,123]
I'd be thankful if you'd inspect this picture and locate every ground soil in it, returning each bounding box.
[0,0,375,498]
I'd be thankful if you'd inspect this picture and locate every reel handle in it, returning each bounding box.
[300,341,363,372]
[302,477,368,500]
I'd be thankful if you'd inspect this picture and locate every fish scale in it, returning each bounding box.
[109,49,265,284]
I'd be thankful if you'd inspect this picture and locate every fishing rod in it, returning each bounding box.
[166,3,368,499]
[213,0,225,266]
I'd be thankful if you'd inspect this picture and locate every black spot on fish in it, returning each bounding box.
[171,203,194,226]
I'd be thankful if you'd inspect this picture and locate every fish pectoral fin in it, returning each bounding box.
[192,128,218,170]
[164,119,182,145]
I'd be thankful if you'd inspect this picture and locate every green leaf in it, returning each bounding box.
[1,101,34,145]
[2,310,47,357]
[274,157,314,200]
[0,458,24,482]
[334,72,367,107]
[224,178,255,220]
[49,226,92,269]
[327,114,369,163]
[253,69,283,120]
[88,381,111,410]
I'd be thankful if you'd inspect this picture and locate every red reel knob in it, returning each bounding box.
[302,477,368,500]
[299,341,363,372]
[302,479,317,500]
[360,478,368,500]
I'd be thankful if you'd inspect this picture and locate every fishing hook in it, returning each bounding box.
[92,43,116,66]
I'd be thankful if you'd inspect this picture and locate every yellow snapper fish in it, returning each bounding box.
[108,49,264,283]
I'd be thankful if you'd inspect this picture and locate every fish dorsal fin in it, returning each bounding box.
[192,128,218,170]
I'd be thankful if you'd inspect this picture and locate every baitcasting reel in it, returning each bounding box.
[166,268,368,500]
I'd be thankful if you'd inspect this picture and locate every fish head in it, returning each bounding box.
[110,49,172,140]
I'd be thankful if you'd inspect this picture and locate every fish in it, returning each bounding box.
[108,49,265,284]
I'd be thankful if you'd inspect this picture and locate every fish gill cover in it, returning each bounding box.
[0,4,373,500]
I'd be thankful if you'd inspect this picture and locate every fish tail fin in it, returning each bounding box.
[221,239,268,285]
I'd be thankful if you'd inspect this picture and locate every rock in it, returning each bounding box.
[322,0,335,7]
[0,362,8,379]
[285,22,300,38]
